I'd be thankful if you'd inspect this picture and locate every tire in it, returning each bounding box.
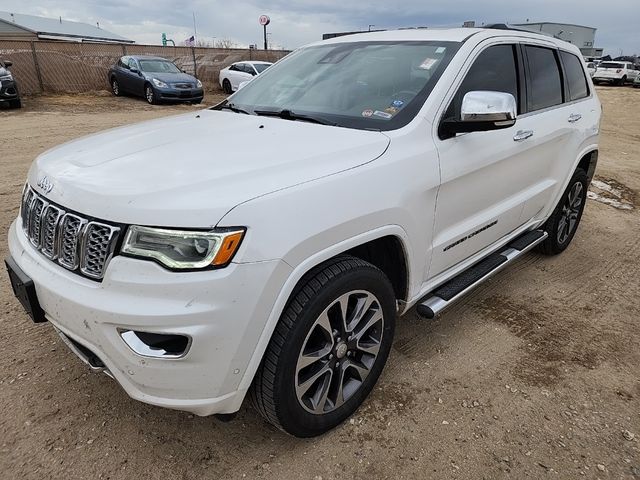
[537,168,588,255]
[222,78,232,94]
[617,76,627,86]
[9,98,21,109]
[111,77,121,96]
[145,84,159,105]
[251,255,396,437]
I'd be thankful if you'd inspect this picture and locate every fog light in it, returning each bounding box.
[119,330,191,358]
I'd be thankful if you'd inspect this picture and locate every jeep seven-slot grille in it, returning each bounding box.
[20,186,120,280]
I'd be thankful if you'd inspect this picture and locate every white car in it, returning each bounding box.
[7,27,600,437]
[592,61,640,85]
[586,62,597,77]
[219,61,272,93]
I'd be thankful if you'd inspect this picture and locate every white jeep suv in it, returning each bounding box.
[6,27,600,437]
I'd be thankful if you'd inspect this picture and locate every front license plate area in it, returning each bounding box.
[5,257,47,323]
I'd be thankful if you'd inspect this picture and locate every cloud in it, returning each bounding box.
[0,0,637,54]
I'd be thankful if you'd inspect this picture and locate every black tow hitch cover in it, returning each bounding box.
[5,257,47,323]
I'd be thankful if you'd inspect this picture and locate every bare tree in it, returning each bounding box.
[214,38,237,49]
[195,39,213,48]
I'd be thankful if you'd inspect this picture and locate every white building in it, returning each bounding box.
[513,22,603,57]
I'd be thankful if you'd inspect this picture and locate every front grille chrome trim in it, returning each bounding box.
[19,185,121,281]
[80,222,121,279]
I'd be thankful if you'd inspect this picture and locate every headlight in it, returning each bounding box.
[121,226,245,269]
[0,74,12,81]
[196,79,203,88]
[152,78,168,88]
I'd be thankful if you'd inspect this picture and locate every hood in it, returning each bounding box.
[28,110,390,227]
[145,71,197,85]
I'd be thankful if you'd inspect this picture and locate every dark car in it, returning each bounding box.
[0,60,21,109]
[108,55,204,105]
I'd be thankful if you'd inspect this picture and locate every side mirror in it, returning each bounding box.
[130,67,140,74]
[3,60,12,67]
[442,91,517,135]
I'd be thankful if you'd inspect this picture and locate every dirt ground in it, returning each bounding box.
[1,87,639,480]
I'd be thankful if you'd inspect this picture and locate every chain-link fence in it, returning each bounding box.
[0,40,289,95]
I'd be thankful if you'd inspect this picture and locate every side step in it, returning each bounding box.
[416,230,547,319]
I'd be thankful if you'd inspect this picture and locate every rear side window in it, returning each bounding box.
[525,46,563,112]
[560,51,589,101]
[445,44,519,120]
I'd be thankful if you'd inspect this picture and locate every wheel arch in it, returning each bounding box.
[235,226,412,395]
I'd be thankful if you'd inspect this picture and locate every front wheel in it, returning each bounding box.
[222,78,232,94]
[251,256,396,437]
[111,77,121,96]
[537,168,588,255]
[145,84,159,104]
[9,98,22,109]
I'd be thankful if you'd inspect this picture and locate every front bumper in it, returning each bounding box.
[8,219,291,415]
[156,87,204,102]
[0,78,19,102]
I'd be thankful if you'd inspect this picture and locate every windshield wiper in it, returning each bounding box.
[218,102,251,115]
[253,109,337,126]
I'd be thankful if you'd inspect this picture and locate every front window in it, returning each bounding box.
[139,60,181,74]
[220,41,460,130]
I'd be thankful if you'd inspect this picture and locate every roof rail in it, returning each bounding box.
[482,23,553,37]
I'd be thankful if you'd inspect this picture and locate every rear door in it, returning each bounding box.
[516,46,592,223]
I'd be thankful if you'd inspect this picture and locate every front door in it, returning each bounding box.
[431,42,547,277]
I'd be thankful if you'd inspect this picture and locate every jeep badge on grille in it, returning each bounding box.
[37,176,53,194]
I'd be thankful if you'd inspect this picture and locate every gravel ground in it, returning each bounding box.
[1,87,639,479]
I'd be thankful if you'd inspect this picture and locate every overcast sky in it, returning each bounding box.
[0,0,637,55]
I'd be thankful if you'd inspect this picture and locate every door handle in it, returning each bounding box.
[513,130,534,142]
[568,113,582,123]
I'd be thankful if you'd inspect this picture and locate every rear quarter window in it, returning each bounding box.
[560,51,589,101]
[524,46,563,112]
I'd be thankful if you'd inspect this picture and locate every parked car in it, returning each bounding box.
[7,27,600,438]
[592,61,640,85]
[0,59,21,108]
[219,61,272,93]
[108,55,204,104]
[586,62,597,77]
[634,75,640,88]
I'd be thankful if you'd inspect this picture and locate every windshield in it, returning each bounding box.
[139,60,181,74]
[222,41,460,130]
[253,63,271,73]
[599,62,624,69]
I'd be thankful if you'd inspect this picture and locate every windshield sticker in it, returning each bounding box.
[418,58,438,70]
[392,99,404,108]
[361,109,374,118]
[435,47,446,54]
[373,110,393,119]
[384,107,398,115]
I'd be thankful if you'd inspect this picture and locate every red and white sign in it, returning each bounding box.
[259,15,271,26]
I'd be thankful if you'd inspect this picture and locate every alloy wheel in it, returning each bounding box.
[146,86,154,104]
[112,80,119,95]
[557,181,584,244]
[295,290,384,415]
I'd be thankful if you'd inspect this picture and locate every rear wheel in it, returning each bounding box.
[222,78,232,94]
[617,76,627,86]
[251,256,396,437]
[145,84,158,104]
[537,168,588,255]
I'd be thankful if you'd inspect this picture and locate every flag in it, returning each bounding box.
[184,35,195,46]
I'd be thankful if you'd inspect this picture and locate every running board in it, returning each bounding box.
[416,230,548,319]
